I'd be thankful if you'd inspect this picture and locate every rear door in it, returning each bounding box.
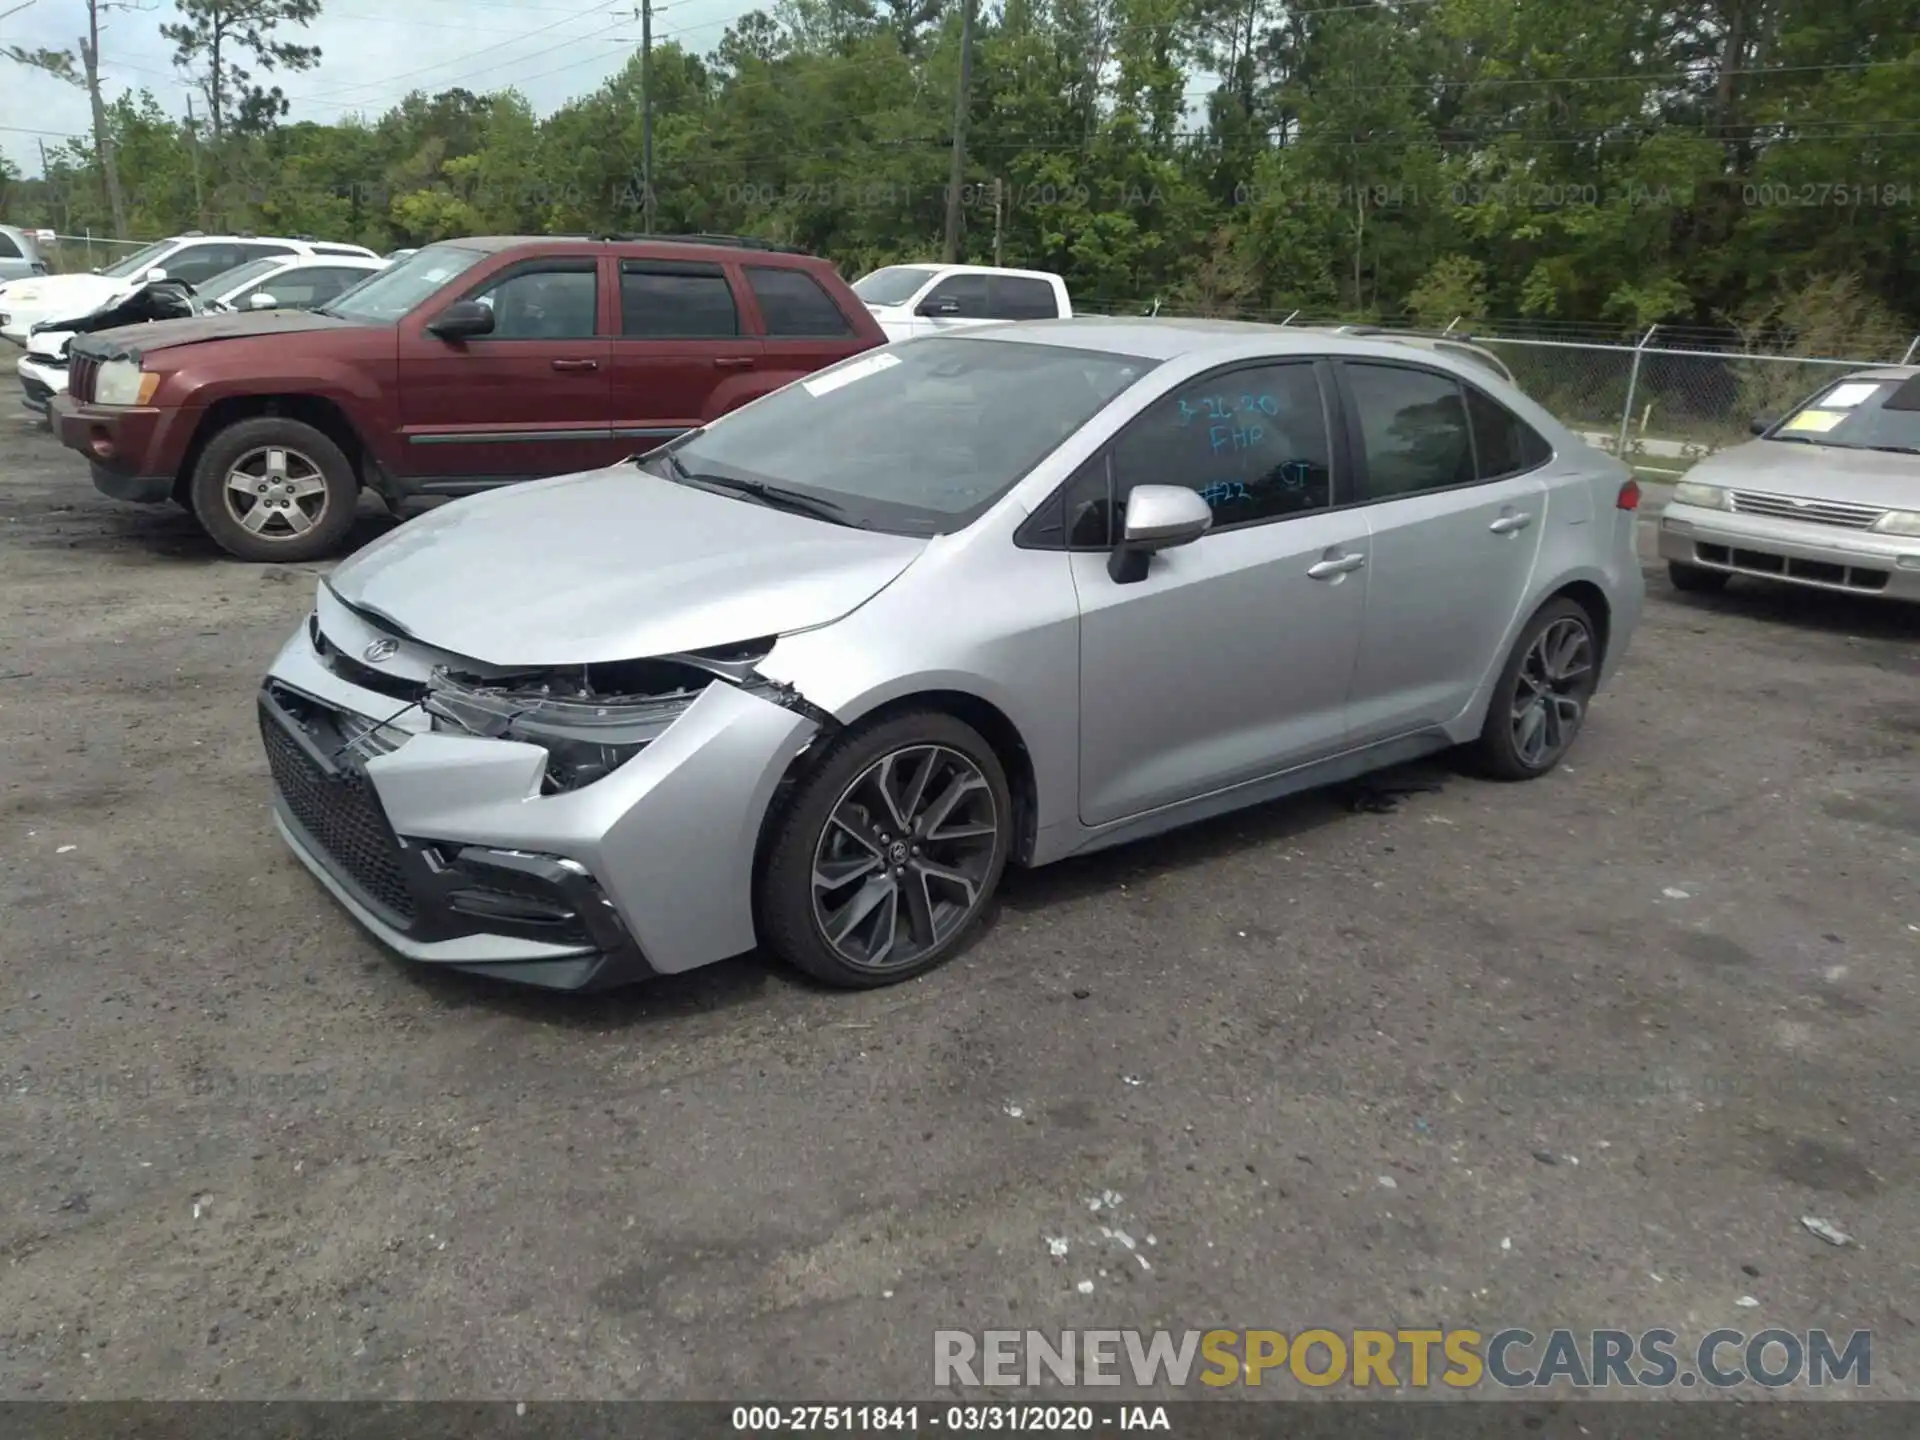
[988,274,1061,320]
[740,263,871,396]
[395,251,612,489]
[1335,359,1550,744]
[606,257,760,451]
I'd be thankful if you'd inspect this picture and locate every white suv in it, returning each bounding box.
[851,263,1072,342]
[0,233,378,345]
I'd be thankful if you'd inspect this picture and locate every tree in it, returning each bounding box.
[160,0,321,141]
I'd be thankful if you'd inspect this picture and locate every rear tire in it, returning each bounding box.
[1469,596,1600,782]
[189,417,358,563]
[757,710,1012,989]
[1667,560,1729,594]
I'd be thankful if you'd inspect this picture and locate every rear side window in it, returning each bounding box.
[0,231,21,259]
[1465,387,1553,478]
[747,266,853,336]
[991,277,1059,319]
[620,262,739,338]
[923,273,991,317]
[1343,362,1476,499]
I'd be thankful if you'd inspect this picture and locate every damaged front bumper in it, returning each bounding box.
[260,590,823,989]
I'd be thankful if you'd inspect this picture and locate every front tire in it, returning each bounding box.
[757,710,1013,988]
[189,417,358,563]
[1469,596,1600,782]
[1668,560,1729,594]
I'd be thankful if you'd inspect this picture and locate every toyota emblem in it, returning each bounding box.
[363,638,399,663]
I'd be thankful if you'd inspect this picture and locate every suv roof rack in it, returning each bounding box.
[589,231,811,255]
[1340,324,1486,344]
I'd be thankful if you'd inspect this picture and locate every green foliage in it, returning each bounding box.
[15,0,1919,337]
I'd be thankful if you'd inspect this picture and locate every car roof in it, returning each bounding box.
[437,234,829,265]
[1834,365,1919,383]
[945,315,1389,360]
[917,263,1063,282]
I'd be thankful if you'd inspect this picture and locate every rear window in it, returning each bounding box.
[747,266,853,337]
[620,262,739,338]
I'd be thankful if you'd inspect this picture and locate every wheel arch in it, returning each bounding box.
[173,393,371,503]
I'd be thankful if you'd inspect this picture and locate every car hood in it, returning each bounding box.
[71,307,363,362]
[326,465,929,667]
[1690,438,1920,511]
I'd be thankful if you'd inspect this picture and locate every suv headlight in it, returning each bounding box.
[1872,509,1920,537]
[94,358,159,406]
[1670,481,1730,510]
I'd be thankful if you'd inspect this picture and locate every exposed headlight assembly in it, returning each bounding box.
[94,358,159,406]
[424,648,791,793]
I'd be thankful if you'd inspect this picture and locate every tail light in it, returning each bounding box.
[1616,479,1641,511]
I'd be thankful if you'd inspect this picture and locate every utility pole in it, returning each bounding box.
[941,0,975,263]
[639,0,654,232]
[79,0,128,240]
[992,176,1003,267]
[185,93,205,225]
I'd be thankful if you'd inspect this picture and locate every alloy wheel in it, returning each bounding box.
[223,446,330,541]
[810,744,1001,972]
[1510,615,1595,769]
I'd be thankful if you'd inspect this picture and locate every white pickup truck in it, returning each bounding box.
[851,263,1072,342]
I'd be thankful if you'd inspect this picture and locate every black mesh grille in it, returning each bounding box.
[260,701,416,923]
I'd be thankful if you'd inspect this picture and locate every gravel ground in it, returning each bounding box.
[1,407,1916,1403]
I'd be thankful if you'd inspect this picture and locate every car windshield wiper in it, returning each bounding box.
[658,453,854,525]
[1864,443,1920,454]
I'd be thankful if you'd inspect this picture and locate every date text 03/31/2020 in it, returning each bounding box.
[732,1405,1170,1432]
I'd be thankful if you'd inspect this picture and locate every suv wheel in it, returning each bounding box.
[757,711,1012,988]
[189,417,358,563]
[1469,596,1599,781]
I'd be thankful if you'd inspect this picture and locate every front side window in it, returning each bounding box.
[1344,362,1476,499]
[99,240,177,279]
[650,336,1154,535]
[1771,376,1920,453]
[922,274,991,317]
[747,265,852,336]
[163,244,253,286]
[471,264,598,339]
[621,263,739,338]
[851,266,938,306]
[326,244,490,323]
[0,231,21,259]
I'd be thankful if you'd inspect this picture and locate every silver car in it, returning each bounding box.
[1658,367,1920,601]
[258,320,1645,991]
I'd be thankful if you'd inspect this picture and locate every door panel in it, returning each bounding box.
[396,255,611,487]
[1337,360,1548,742]
[1073,512,1372,826]
[607,259,762,447]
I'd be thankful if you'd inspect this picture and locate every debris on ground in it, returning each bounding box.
[1075,1279,1094,1295]
[1801,1217,1853,1247]
[1047,1237,1069,1258]
[1662,887,1691,900]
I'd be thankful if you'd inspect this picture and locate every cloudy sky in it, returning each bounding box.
[1,0,761,176]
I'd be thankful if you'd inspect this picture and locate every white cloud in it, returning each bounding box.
[2,0,757,179]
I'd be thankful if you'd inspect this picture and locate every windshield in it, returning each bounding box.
[199,257,283,300]
[650,336,1156,535]
[99,239,177,280]
[852,266,938,307]
[1772,376,1920,452]
[322,244,487,323]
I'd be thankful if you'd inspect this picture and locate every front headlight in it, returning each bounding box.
[94,358,159,406]
[1670,481,1730,510]
[1872,509,1920,537]
[424,662,789,793]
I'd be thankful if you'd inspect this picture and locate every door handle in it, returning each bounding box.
[1306,552,1366,580]
[714,356,756,370]
[550,358,599,372]
[1489,512,1533,534]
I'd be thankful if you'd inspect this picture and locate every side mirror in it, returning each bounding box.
[1107,485,1213,584]
[248,291,279,310]
[145,267,168,283]
[427,299,495,340]
[1750,414,1775,436]
[916,296,962,317]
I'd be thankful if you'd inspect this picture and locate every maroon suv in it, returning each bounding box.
[51,234,887,561]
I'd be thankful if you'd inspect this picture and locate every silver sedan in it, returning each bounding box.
[1658,366,1920,601]
[257,320,1645,991]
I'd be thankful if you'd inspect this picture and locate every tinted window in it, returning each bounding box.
[655,337,1152,536]
[923,274,991,317]
[1094,363,1333,536]
[991,276,1059,319]
[164,244,252,285]
[0,231,20,259]
[236,242,297,266]
[472,264,598,339]
[746,266,851,336]
[852,265,938,305]
[620,264,739,338]
[202,257,284,297]
[1345,362,1475,499]
[1466,387,1551,479]
[99,239,176,279]
[242,266,369,309]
